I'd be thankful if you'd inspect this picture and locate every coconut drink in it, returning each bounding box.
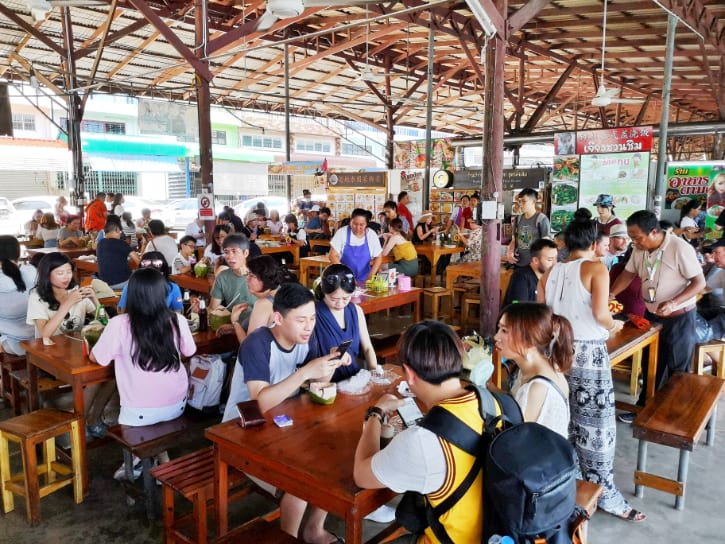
[208,307,232,332]
[193,261,209,278]
[81,321,105,357]
[309,382,337,405]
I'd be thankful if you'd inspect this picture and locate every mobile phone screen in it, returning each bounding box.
[397,397,424,427]
[335,339,353,359]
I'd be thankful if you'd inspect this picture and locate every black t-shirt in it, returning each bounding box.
[503,265,539,307]
[96,237,133,286]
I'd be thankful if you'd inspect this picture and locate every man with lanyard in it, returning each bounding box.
[329,208,382,282]
[611,210,705,423]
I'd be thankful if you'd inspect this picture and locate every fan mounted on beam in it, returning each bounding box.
[591,0,642,108]
[256,0,374,31]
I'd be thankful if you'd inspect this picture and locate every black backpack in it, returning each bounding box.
[396,384,579,544]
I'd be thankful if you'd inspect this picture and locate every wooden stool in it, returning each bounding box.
[215,518,300,543]
[692,340,725,378]
[461,293,481,328]
[8,368,70,416]
[150,447,256,544]
[0,353,26,412]
[633,373,725,510]
[423,287,452,321]
[0,408,83,525]
[107,415,193,520]
[611,355,642,397]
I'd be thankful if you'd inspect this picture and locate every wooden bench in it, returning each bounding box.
[106,415,193,520]
[632,373,725,509]
[215,518,300,543]
[149,447,263,544]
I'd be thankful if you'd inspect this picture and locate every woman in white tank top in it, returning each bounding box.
[494,303,573,438]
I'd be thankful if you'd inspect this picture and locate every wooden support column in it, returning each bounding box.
[195,0,214,243]
[480,13,506,337]
[0,83,12,137]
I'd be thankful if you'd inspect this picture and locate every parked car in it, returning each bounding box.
[169,198,200,229]
[234,196,290,223]
[11,196,77,234]
[121,196,176,228]
[0,197,18,235]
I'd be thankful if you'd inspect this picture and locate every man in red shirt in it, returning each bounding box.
[397,191,414,229]
[85,192,108,233]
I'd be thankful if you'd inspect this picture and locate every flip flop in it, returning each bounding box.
[620,509,646,522]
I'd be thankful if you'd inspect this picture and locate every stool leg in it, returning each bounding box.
[635,439,647,498]
[194,488,209,544]
[69,420,83,504]
[675,450,690,510]
[44,436,56,484]
[142,457,157,520]
[161,484,175,544]
[432,296,440,320]
[22,438,41,525]
[0,431,14,513]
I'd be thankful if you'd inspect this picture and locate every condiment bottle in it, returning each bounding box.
[198,298,208,332]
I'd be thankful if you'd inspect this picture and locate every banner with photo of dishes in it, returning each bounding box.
[700,163,725,229]
[576,126,652,221]
[550,148,580,233]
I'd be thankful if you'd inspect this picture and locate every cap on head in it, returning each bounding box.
[310,205,320,212]
[609,224,628,238]
[594,194,614,207]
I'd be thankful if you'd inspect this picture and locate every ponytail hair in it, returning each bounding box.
[499,302,574,372]
[0,236,26,292]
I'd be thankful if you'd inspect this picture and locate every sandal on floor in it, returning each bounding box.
[619,509,646,522]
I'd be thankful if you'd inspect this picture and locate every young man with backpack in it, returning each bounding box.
[507,188,551,268]
[353,320,486,543]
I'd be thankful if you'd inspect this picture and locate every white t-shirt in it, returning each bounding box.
[185,222,206,247]
[144,235,178,270]
[680,216,697,229]
[172,253,191,275]
[26,290,96,337]
[330,227,382,258]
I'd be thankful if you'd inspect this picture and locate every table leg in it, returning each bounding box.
[214,447,229,537]
[429,254,439,288]
[72,383,88,494]
[645,336,659,403]
[345,510,363,544]
[413,294,421,322]
[27,359,39,412]
[300,264,309,288]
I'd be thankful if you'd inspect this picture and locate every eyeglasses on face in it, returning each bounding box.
[140,259,164,269]
[323,272,355,291]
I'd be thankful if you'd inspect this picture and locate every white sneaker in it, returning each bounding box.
[113,455,143,481]
[364,504,396,523]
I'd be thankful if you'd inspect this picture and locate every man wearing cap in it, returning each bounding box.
[611,210,705,423]
[593,194,623,235]
[603,223,629,269]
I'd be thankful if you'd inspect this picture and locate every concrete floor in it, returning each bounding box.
[1,378,724,544]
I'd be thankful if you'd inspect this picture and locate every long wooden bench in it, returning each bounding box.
[632,373,724,510]
[215,518,300,543]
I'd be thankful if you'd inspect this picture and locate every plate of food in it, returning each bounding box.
[551,183,578,206]
[708,205,724,218]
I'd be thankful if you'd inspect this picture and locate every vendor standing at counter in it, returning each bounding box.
[329,208,382,282]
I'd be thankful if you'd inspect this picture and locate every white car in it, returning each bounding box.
[11,196,77,234]
[234,196,290,223]
[0,197,18,235]
[169,198,201,229]
[121,196,176,228]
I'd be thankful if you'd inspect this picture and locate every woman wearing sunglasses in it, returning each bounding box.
[311,264,378,381]
[117,252,183,313]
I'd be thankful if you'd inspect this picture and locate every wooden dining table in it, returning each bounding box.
[299,255,394,287]
[490,321,661,411]
[415,242,464,287]
[170,272,215,295]
[258,241,300,266]
[353,286,423,321]
[20,328,238,493]
[27,246,96,260]
[205,365,403,543]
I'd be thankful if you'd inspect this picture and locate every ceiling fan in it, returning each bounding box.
[591,0,642,108]
[256,0,374,31]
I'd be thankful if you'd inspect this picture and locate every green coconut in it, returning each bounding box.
[208,307,232,332]
[193,261,209,278]
[309,382,337,405]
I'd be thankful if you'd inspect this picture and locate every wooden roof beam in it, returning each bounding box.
[0,3,65,57]
[508,0,553,35]
[653,0,724,52]
[523,59,577,131]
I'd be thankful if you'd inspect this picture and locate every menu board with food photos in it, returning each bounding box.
[550,155,580,232]
[429,188,457,225]
[325,188,388,223]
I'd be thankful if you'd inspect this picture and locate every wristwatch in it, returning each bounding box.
[365,406,385,423]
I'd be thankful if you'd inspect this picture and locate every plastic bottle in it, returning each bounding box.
[198,298,208,332]
[96,306,108,326]
[182,290,191,318]
[488,536,514,544]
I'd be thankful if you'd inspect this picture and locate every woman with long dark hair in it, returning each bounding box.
[91,268,196,426]
[26,252,98,339]
[203,224,230,271]
[0,236,37,355]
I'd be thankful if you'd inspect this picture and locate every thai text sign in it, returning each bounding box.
[576,126,653,155]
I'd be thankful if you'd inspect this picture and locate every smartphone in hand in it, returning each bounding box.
[333,339,353,359]
[397,397,424,427]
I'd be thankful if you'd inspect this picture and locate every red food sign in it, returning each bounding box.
[576,126,653,155]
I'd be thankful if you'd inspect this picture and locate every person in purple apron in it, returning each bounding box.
[329,208,383,282]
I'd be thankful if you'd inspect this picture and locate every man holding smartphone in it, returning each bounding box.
[222,283,351,544]
[353,321,487,543]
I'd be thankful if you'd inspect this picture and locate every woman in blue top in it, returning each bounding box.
[0,236,37,355]
[311,264,378,381]
[329,208,382,282]
[117,252,183,312]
